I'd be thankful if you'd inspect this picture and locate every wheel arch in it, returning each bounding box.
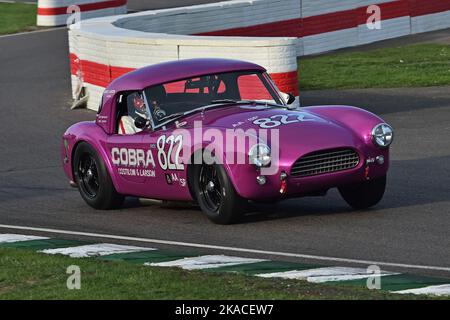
[71,138,121,193]
[186,147,240,201]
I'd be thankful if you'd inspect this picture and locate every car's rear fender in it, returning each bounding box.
[62,122,121,191]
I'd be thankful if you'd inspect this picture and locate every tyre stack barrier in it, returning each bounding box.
[37,0,127,26]
[68,0,450,110]
[69,0,301,111]
[69,18,299,110]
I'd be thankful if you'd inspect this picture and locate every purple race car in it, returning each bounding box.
[61,58,393,224]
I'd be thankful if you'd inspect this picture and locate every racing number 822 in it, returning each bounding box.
[253,113,322,129]
[157,135,184,170]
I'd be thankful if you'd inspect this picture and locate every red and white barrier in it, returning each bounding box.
[37,0,127,26]
[357,1,411,46]
[69,4,299,111]
[410,1,450,34]
[186,0,450,55]
[68,0,450,110]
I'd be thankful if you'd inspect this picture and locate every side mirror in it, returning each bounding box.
[286,93,296,105]
[134,116,149,129]
[280,92,296,105]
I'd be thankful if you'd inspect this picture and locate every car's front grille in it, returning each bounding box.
[291,148,359,177]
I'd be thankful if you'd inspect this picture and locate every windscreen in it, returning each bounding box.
[143,71,283,126]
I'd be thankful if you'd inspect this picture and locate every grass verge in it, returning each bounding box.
[299,44,450,90]
[0,3,37,35]
[0,247,435,300]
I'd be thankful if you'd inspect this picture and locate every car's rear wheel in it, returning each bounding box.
[338,175,386,210]
[73,142,124,210]
[193,163,246,224]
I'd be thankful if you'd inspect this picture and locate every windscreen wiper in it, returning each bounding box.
[156,102,237,125]
[210,99,244,104]
[211,99,288,109]
[157,112,185,123]
[156,99,288,126]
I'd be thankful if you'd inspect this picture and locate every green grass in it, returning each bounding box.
[299,44,450,90]
[0,3,37,35]
[0,248,435,300]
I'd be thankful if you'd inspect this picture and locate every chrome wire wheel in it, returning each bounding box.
[77,153,100,199]
[199,164,222,212]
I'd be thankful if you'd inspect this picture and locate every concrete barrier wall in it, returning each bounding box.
[37,0,127,26]
[68,0,450,110]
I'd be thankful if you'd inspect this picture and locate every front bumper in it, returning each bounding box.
[231,147,390,201]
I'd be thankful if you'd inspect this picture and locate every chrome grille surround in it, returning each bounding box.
[291,148,360,177]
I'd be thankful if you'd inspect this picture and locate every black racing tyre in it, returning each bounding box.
[73,142,124,210]
[338,175,387,210]
[193,163,246,224]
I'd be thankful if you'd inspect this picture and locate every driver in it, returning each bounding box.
[118,92,149,135]
[146,85,167,120]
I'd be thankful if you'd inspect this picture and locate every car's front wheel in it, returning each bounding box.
[193,163,246,224]
[73,142,124,210]
[338,175,386,210]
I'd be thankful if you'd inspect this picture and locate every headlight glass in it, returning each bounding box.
[249,144,271,167]
[372,123,394,148]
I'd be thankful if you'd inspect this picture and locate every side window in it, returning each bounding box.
[116,91,148,135]
[97,96,103,114]
[115,93,127,134]
[126,92,148,119]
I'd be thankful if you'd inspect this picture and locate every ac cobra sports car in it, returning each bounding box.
[62,58,393,224]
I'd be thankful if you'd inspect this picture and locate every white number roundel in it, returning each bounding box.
[253,113,323,128]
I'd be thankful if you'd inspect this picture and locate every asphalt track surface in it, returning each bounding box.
[0,27,449,277]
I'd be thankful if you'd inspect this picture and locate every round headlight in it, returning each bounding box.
[372,123,394,148]
[249,144,271,167]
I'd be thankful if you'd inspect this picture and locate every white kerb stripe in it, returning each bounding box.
[2,223,450,272]
[394,284,450,297]
[257,267,398,283]
[146,255,266,270]
[40,243,154,258]
[0,234,49,243]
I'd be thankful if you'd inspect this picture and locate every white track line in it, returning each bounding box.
[0,27,66,39]
[0,233,48,243]
[394,284,450,296]
[147,255,266,270]
[41,243,153,258]
[1,224,450,272]
[257,267,398,283]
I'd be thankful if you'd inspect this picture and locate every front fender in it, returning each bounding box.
[221,106,392,200]
[304,105,388,146]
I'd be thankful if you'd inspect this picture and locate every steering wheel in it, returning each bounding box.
[154,108,167,120]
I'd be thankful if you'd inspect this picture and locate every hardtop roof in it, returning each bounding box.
[106,58,266,92]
